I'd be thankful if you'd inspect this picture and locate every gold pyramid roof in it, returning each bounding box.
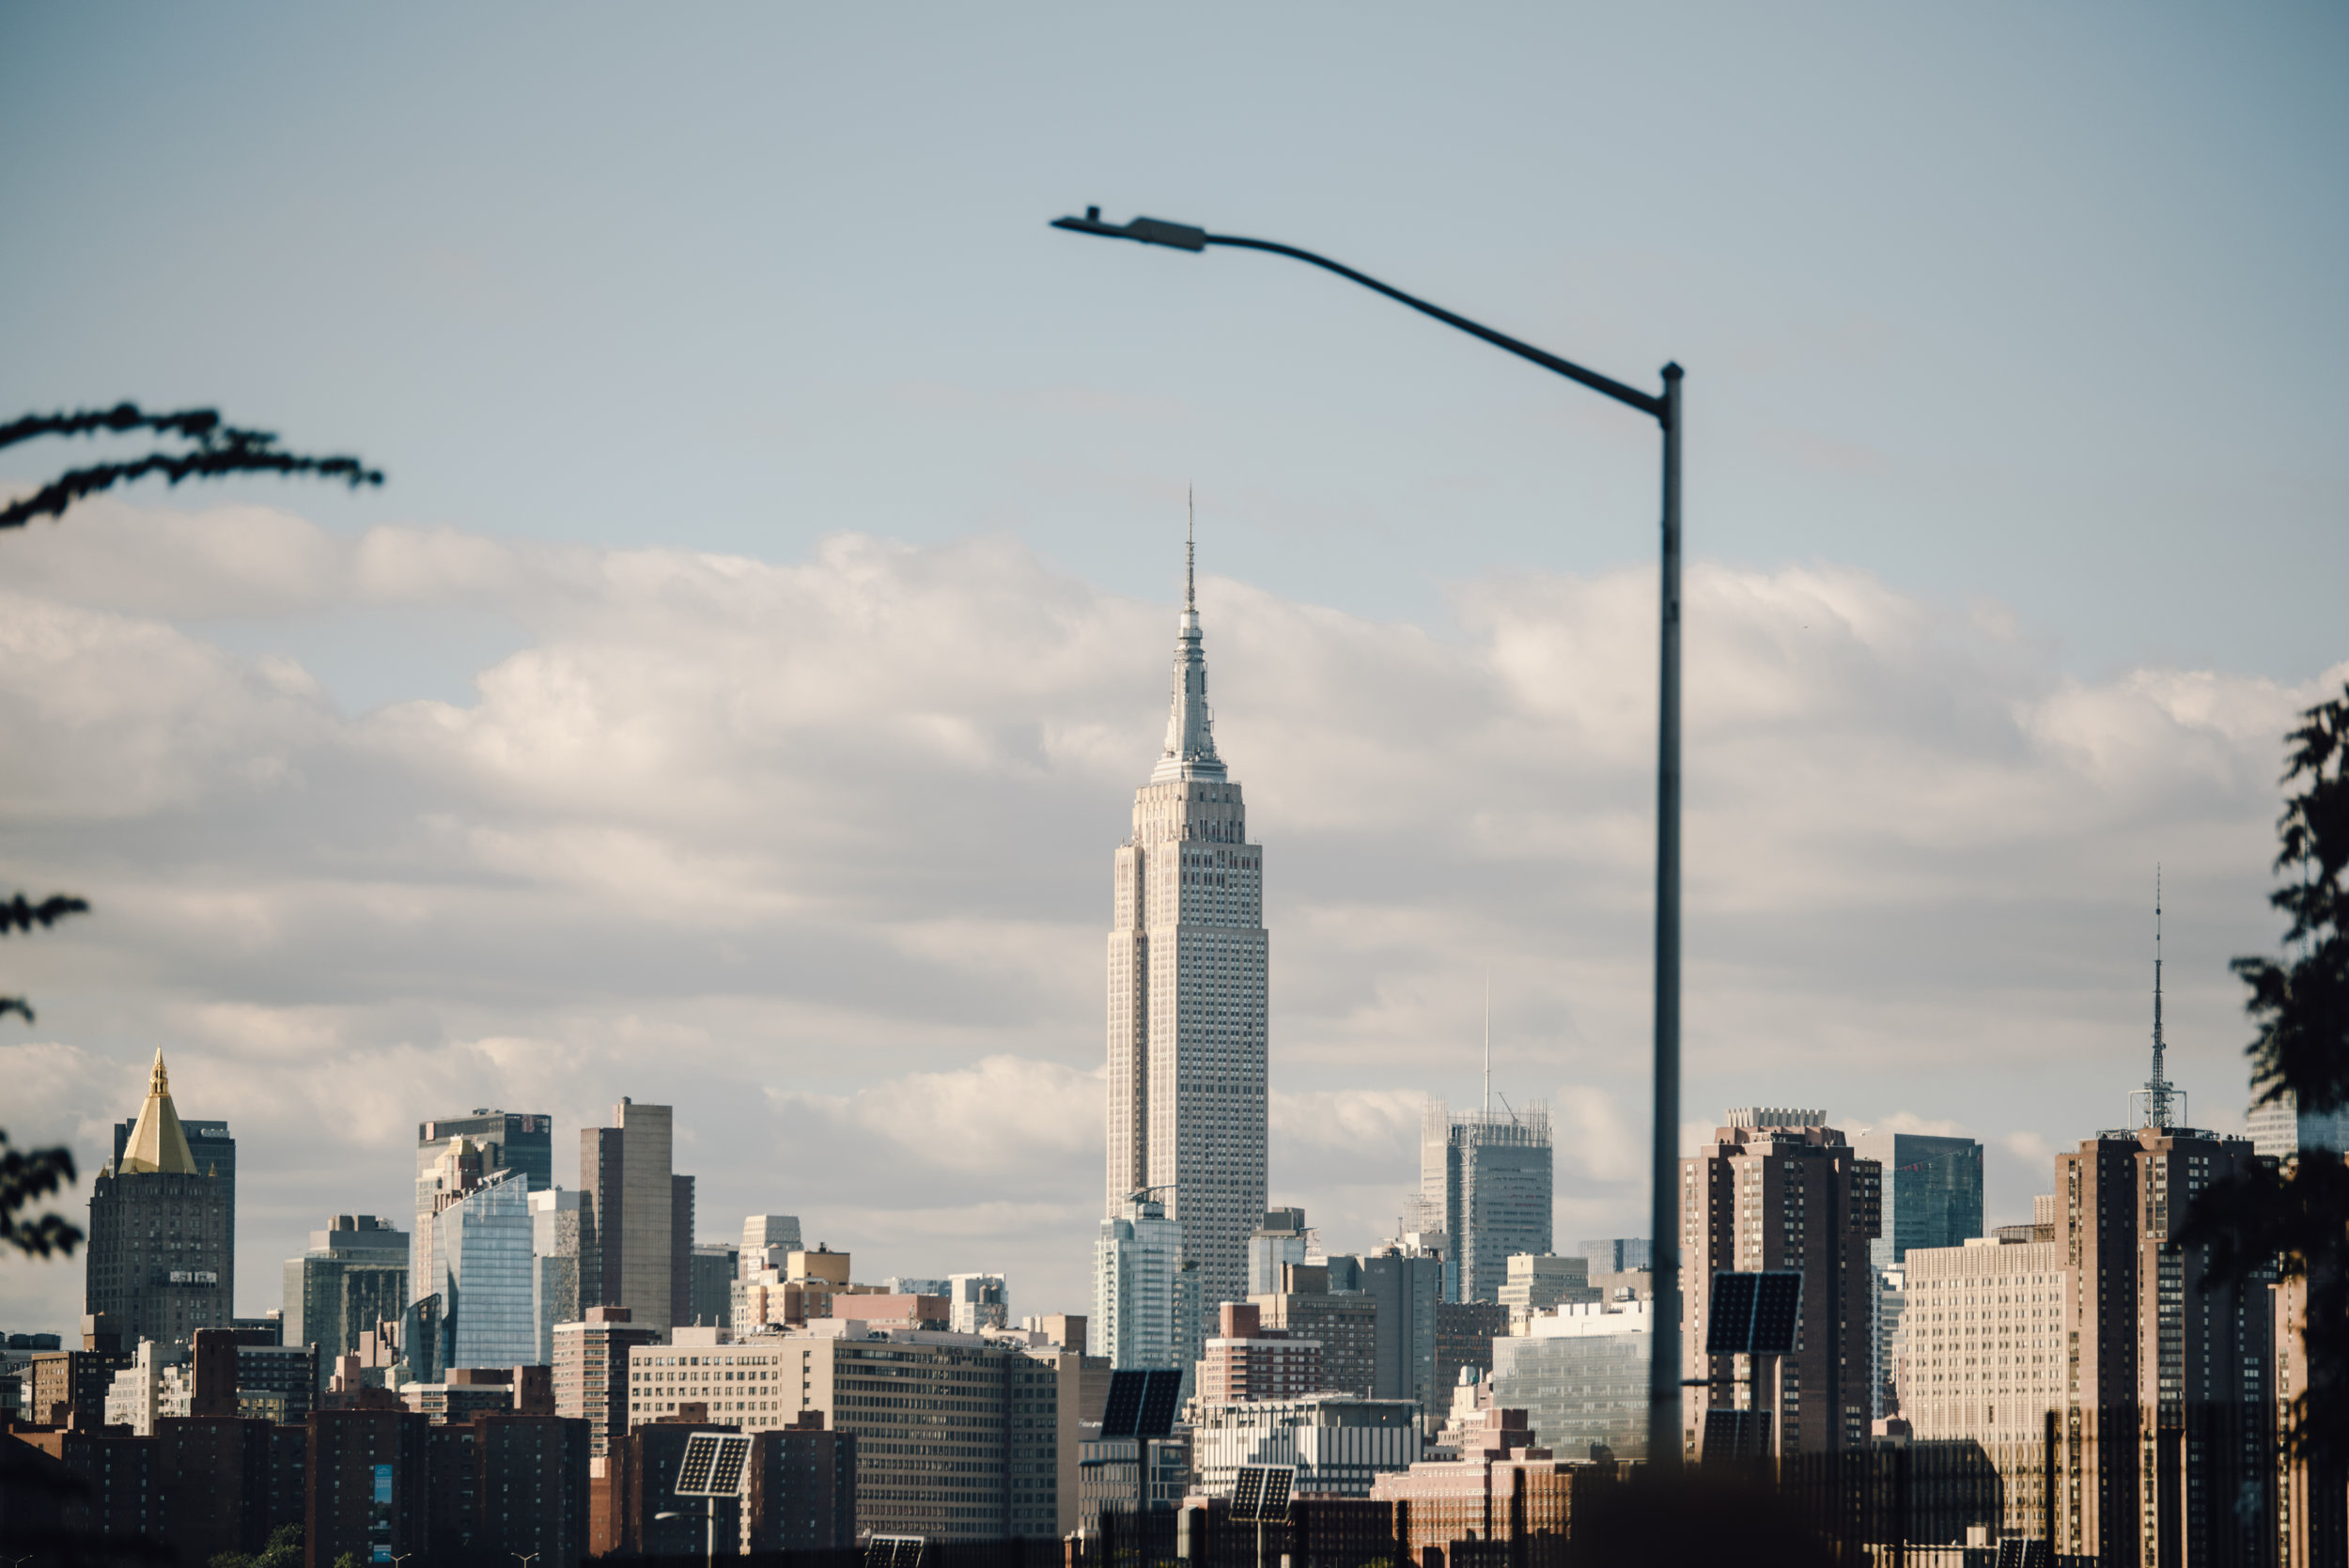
[118,1049,197,1175]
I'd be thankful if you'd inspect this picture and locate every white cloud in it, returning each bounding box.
[0,500,2333,1328]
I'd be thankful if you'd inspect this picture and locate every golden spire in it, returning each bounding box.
[118,1048,197,1175]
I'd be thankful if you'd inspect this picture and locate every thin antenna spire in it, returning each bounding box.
[1186,486,1196,612]
[1483,973,1492,1115]
[2149,864,2170,1128]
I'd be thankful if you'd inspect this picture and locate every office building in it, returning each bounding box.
[412,1110,551,1304]
[1579,1237,1652,1274]
[1496,1252,1597,1329]
[552,1305,660,1458]
[670,1173,695,1327]
[282,1215,408,1386]
[1680,1108,1883,1460]
[102,1340,192,1435]
[2247,1088,2349,1159]
[1190,1391,1423,1498]
[1434,1300,1510,1407]
[1093,1190,1204,1388]
[1854,1130,1983,1269]
[27,1320,138,1427]
[1248,1208,1313,1296]
[233,1342,319,1424]
[596,1415,857,1556]
[429,1168,535,1373]
[1872,1265,1906,1420]
[1900,1231,2067,1537]
[687,1239,737,1328]
[1490,1298,1653,1461]
[1356,1247,1442,1418]
[86,1053,235,1346]
[1198,1302,1323,1405]
[2055,1122,2272,1560]
[1105,536,1268,1317]
[1252,1263,1377,1399]
[1421,1100,1553,1303]
[529,1188,598,1365]
[947,1272,1009,1334]
[582,1098,680,1335]
[749,1318,1102,1540]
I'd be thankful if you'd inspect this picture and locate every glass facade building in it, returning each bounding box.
[437,1170,537,1372]
[1854,1131,1983,1267]
[1487,1302,1652,1461]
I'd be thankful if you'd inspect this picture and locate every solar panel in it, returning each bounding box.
[1704,1270,1803,1356]
[865,1535,926,1568]
[1230,1464,1296,1523]
[1699,1407,1771,1465]
[674,1432,754,1498]
[1135,1368,1185,1437]
[1099,1370,1150,1438]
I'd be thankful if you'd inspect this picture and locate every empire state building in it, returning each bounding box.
[1106,536,1268,1315]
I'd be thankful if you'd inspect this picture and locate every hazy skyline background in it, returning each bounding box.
[3,4,2343,1328]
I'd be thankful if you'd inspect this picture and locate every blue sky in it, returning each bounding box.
[2,4,2344,1328]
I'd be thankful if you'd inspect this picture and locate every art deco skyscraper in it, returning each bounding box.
[1106,528,1267,1315]
[86,1052,234,1345]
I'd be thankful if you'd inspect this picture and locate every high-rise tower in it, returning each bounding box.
[86,1052,235,1345]
[1105,517,1268,1316]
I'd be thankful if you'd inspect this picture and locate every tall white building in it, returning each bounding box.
[1105,534,1268,1315]
[1092,1190,1203,1387]
[2246,1088,2349,1159]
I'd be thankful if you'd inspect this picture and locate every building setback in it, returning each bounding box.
[1105,535,1268,1318]
[1679,1108,1882,1461]
[86,1053,234,1346]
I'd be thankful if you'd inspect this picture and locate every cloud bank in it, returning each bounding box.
[0,499,2329,1328]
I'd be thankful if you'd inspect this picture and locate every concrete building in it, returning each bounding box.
[1198,1302,1323,1405]
[1190,1391,1423,1499]
[1872,1264,1906,1420]
[582,1097,679,1335]
[102,1339,193,1435]
[2054,1120,2273,1562]
[1093,1190,1204,1388]
[552,1304,660,1457]
[86,1053,235,1346]
[1434,1300,1510,1409]
[412,1110,551,1305]
[306,1406,431,1568]
[1496,1252,1598,1330]
[1367,1404,1604,1555]
[1356,1247,1441,1419]
[1105,539,1268,1318]
[1489,1299,1653,1461]
[1899,1232,2067,1538]
[1248,1208,1313,1296]
[1421,1101,1553,1303]
[1579,1237,1651,1274]
[422,1410,593,1568]
[282,1214,408,1387]
[948,1272,1009,1334]
[596,1415,856,1556]
[2247,1089,2349,1159]
[1252,1263,1377,1399]
[1680,1108,1883,1461]
[528,1187,597,1365]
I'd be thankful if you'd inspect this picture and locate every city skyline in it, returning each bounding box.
[2,5,2341,1348]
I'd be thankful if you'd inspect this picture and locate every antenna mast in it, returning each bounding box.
[1483,973,1492,1115]
[1186,486,1196,612]
[2148,867,2172,1127]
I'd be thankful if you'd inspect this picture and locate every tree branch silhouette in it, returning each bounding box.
[1,401,383,528]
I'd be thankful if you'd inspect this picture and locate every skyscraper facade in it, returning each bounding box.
[86,1053,234,1346]
[434,1169,536,1372]
[581,1099,677,1336]
[529,1188,598,1365]
[1091,1191,1202,1384]
[412,1110,550,1304]
[1105,539,1267,1316]
[1853,1130,1983,1268]
[1421,1102,1553,1303]
[282,1215,409,1381]
[2245,1088,2349,1160]
[1679,1108,1882,1460]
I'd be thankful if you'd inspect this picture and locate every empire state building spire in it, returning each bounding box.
[1154,489,1224,782]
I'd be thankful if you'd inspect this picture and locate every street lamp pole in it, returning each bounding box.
[1051,208,1687,1467]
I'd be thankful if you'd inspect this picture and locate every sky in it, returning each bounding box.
[2,4,2344,1333]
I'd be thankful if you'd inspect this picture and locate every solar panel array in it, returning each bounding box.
[1098,1368,1185,1438]
[674,1432,755,1498]
[1704,1269,1804,1356]
[1229,1464,1297,1523]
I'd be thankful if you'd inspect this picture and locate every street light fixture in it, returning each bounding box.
[1052,205,1687,1467]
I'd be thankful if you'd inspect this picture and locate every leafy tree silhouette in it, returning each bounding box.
[2184,681,2349,1476]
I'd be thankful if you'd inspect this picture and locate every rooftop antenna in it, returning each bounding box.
[1186,486,1196,613]
[1483,972,1492,1115]
[2131,866,2182,1131]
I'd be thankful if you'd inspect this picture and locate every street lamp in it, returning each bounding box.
[1052,206,1686,1467]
